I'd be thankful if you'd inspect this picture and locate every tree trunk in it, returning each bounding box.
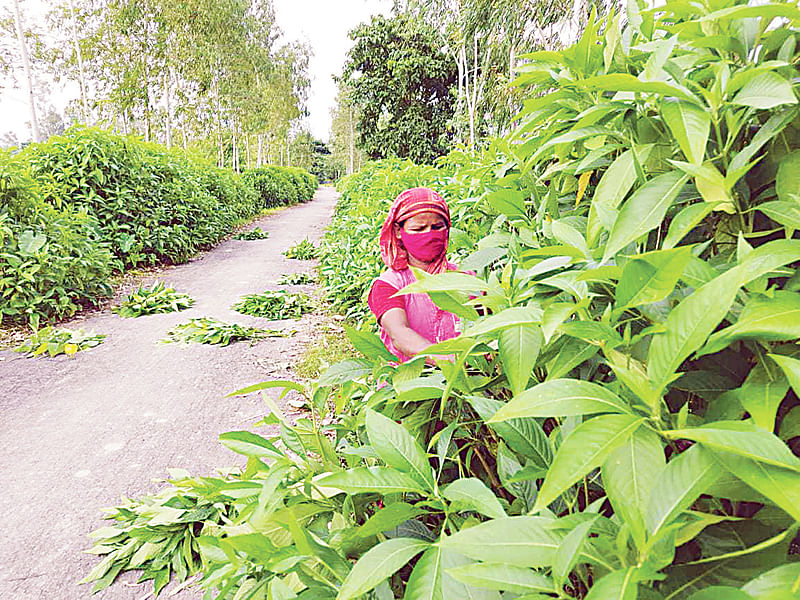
[13,0,41,142]
[67,0,90,124]
[348,105,354,175]
[245,133,250,169]
[164,71,171,149]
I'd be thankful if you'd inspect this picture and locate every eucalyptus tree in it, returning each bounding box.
[11,0,41,141]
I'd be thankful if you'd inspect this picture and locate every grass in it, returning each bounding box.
[292,324,354,380]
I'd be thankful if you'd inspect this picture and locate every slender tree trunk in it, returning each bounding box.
[232,124,238,172]
[245,133,250,169]
[67,0,90,123]
[348,105,354,175]
[257,134,263,166]
[164,72,172,149]
[13,0,41,142]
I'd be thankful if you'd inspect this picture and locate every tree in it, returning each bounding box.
[11,0,41,141]
[340,14,457,164]
[328,83,366,175]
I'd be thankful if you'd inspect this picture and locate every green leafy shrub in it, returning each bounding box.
[232,290,314,319]
[278,271,316,285]
[284,238,318,260]
[241,165,317,208]
[0,151,114,327]
[87,2,800,599]
[112,281,193,318]
[15,327,105,357]
[162,317,287,346]
[232,227,270,240]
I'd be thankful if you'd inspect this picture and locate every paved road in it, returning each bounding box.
[0,186,338,599]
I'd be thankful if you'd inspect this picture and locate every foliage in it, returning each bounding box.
[232,290,314,320]
[15,326,105,357]
[112,281,193,318]
[341,14,457,163]
[292,325,354,380]
[284,238,319,260]
[87,2,800,599]
[161,317,287,346]
[233,227,270,241]
[241,165,317,209]
[279,271,316,285]
[0,148,113,327]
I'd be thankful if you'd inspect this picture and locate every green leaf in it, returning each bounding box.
[439,517,561,568]
[317,467,426,495]
[396,271,490,295]
[499,325,543,397]
[445,563,555,595]
[742,563,800,599]
[700,291,800,356]
[356,503,426,539]
[756,201,800,229]
[666,422,800,471]
[769,353,800,400]
[489,379,631,422]
[731,72,798,109]
[534,414,645,511]
[226,379,306,397]
[587,145,654,245]
[686,588,752,600]
[439,549,501,600]
[661,99,710,165]
[603,171,689,262]
[337,538,429,600]
[577,73,699,102]
[602,428,665,551]
[552,516,598,587]
[319,359,372,385]
[727,109,797,187]
[366,409,435,491]
[584,568,639,600]
[715,452,800,521]
[776,150,800,203]
[671,160,735,212]
[403,546,444,600]
[469,396,553,469]
[662,203,716,249]
[463,306,543,338]
[486,189,529,223]
[219,431,284,459]
[442,478,507,520]
[345,325,398,362]
[646,444,720,536]
[17,229,47,255]
[616,247,693,309]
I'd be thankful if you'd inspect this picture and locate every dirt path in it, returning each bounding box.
[0,186,339,599]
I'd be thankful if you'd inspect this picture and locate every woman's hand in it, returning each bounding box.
[380,307,436,359]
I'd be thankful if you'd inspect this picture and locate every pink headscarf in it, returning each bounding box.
[379,187,452,274]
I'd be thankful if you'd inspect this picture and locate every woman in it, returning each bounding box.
[367,187,461,362]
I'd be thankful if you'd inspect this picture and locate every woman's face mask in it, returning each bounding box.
[400,228,448,262]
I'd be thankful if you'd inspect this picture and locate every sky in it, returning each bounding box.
[0,0,392,144]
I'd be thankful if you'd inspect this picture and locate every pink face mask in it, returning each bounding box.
[400,228,449,263]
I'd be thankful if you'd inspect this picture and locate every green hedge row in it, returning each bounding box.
[0,127,317,327]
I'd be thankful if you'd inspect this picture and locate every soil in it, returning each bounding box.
[0,186,340,599]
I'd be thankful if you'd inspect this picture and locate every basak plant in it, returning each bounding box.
[86,2,800,598]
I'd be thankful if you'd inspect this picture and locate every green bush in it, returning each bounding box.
[241,165,317,208]
[0,151,113,327]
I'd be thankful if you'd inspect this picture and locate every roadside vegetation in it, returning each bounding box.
[83,2,800,599]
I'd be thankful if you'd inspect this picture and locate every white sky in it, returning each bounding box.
[0,0,392,144]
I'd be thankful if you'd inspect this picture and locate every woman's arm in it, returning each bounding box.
[380,307,433,358]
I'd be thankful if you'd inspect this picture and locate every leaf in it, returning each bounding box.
[396,271,491,295]
[356,503,426,539]
[469,396,553,469]
[317,467,426,495]
[489,379,631,422]
[552,516,598,587]
[499,325,543,397]
[534,414,645,511]
[17,229,47,255]
[463,306,543,338]
[404,546,443,600]
[603,171,689,262]
[661,99,710,165]
[226,380,306,397]
[439,517,562,568]
[662,202,716,249]
[731,72,798,109]
[742,563,800,599]
[587,145,654,244]
[366,409,435,491]
[345,325,398,362]
[769,353,800,400]
[727,109,797,187]
[714,452,800,521]
[776,150,800,203]
[700,291,800,356]
[602,428,665,551]
[671,160,735,212]
[584,568,639,600]
[219,431,284,459]
[486,189,529,223]
[445,563,555,595]
[733,358,789,432]
[337,538,429,600]
[615,247,693,309]
[757,201,800,229]
[686,587,753,600]
[577,73,699,102]
[442,478,507,520]
[440,549,502,600]
[319,359,372,385]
